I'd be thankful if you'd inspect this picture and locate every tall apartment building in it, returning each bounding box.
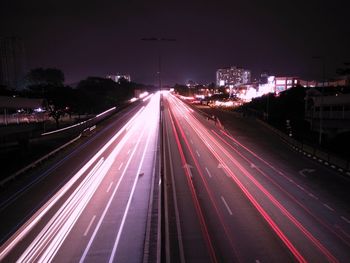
[0,37,26,89]
[216,66,251,87]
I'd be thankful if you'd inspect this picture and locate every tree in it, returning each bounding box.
[24,68,65,90]
[76,77,118,113]
[76,77,140,113]
[48,104,64,129]
[336,62,350,76]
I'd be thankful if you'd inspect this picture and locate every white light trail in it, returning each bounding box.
[0,102,147,261]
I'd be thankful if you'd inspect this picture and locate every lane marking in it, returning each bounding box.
[205,167,212,178]
[84,215,96,236]
[118,162,124,170]
[334,225,350,238]
[341,216,350,224]
[308,193,318,200]
[196,150,200,157]
[127,149,131,155]
[296,184,304,191]
[79,103,152,262]
[323,204,335,212]
[106,182,113,193]
[221,196,233,216]
[108,109,156,263]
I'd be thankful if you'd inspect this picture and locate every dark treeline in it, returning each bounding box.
[0,68,156,127]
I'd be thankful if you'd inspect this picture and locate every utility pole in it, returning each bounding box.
[141,38,176,91]
[312,56,326,145]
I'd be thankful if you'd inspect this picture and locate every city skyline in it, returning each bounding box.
[1,0,349,86]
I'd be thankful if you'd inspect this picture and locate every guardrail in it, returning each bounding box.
[0,134,82,187]
[257,119,350,177]
[41,107,116,138]
[0,107,118,187]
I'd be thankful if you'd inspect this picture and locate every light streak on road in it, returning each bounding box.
[109,97,158,263]
[0,93,160,262]
[168,108,218,263]
[167,94,339,262]
[213,129,350,248]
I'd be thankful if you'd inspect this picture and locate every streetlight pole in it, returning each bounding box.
[141,37,176,92]
[312,56,326,145]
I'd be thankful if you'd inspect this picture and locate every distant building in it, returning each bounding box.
[216,66,251,87]
[305,88,350,137]
[259,71,269,84]
[0,37,26,89]
[300,77,349,88]
[186,80,198,88]
[274,77,300,94]
[106,73,131,82]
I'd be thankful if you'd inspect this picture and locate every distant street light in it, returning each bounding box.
[141,38,176,91]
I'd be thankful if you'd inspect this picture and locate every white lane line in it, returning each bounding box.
[341,216,350,224]
[84,215,96,236]
[335,224,350,238]
[205,167,212,178]
[118,162,124,170]
[196,150,200,157]
[296,184,305,191]
[308,193,318,200]
[323,203,335,212]
[127,149,131,155]
[106,182,113,193]
[221,196,233,216]
[108,113,155,263]
[80,118,149,263]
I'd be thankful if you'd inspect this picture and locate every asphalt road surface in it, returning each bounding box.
[162,92,350,262]
[0,93,159,262]
[1,90,350,262]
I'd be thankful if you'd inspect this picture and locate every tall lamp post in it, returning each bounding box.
[141,37,176,91]
[312,56,326,145]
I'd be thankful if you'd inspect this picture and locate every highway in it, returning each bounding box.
[0,92,160,262]
[0,90,350,262]
[162,92,350,262]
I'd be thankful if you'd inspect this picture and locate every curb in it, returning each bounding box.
[257,119,350,178]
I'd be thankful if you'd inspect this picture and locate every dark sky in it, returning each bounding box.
[1,0,349,86]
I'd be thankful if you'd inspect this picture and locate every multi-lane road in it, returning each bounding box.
[0,90,350,262]
[162,92,350,262]
[0,93,160,262]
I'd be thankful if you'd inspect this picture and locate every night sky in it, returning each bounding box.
[1,0,349,86]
